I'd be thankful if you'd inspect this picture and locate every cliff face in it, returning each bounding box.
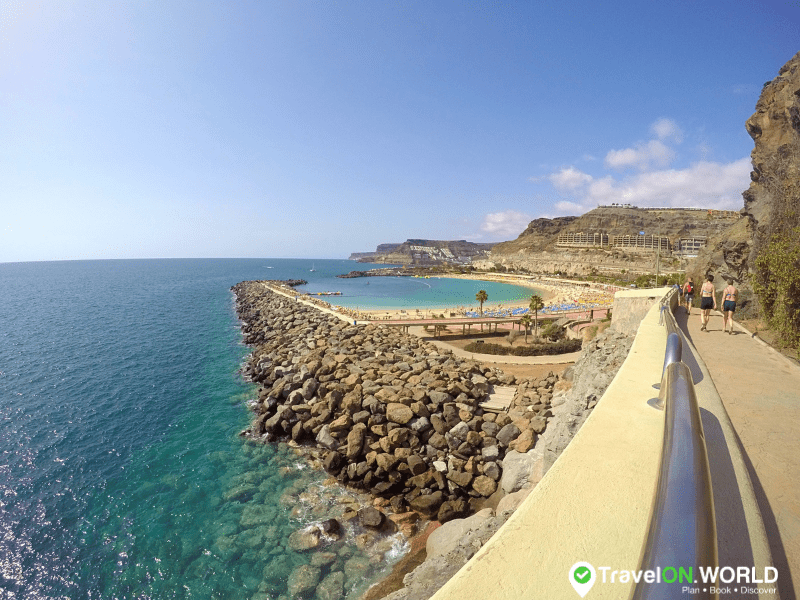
[348,239,494,264]
[685,52,800,317]
[742,51,800,264]
[686,218,752,306]
[486,207,741,276]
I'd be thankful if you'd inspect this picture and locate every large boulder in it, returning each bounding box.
[425,508,494,558]
[496,423,521,447]
[386,403,414,425]
[437,498,469,523]
[472,475,498,497]
[316,571,345,600]
[316,424,339,450]
[409,491,444,517]
[287,564,321,597]
[500,449,543,494]
[358,507,385,529]
[345,423,366,459]
[497,487,533,514]
[288,526,321,551]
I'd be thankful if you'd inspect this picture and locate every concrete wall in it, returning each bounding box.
[431,296,670,599]
[610,286,671,336]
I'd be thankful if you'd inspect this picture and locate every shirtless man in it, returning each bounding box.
[699,274,716,332]
[682,277,695,315]
[722,278,738,334]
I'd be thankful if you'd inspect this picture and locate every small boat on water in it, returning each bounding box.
[314,291,342,296]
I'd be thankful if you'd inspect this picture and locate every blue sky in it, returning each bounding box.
[1,1,798,262]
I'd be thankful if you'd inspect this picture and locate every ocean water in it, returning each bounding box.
[272,260,537,311]
[0,259,532,600]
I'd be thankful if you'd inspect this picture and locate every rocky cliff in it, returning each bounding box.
[349,240,494,265]
[482,207,740,276]
[687,51,800,317]
[493,207,738,255]
[491,217,578,253]
[742,51,800,265]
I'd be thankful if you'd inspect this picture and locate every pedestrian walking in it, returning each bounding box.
[682,277,695,315]
[699,274,716,331]
[722,278,738,334]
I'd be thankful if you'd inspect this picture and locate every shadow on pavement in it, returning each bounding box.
[730,425,796,600]
[700,408,757,599]
[674,310,704,384]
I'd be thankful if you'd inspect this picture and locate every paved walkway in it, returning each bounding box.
[676,307,800,600]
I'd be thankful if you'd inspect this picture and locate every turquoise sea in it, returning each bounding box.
[0,259,534,600]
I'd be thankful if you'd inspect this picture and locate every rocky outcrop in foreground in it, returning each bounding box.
[232,281,560,524]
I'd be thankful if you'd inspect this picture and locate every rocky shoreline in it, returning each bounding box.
[233,281,559,520]
[231,280,633,599]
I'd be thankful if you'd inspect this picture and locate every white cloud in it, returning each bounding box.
[548,166,593,192]
[605,139,674,171]
[480,210,532,238]
[547,157,750,215]
[603,118,683,172]
[650,118,683,143]
[554,200,585,213]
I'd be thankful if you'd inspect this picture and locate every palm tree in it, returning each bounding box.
[476,290,488,316]
[529,294,545,338]
[519,314,532,343]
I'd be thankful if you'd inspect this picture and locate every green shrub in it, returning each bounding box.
[752,227,800,353]
[464,339,582,356]
[540,322,564,341]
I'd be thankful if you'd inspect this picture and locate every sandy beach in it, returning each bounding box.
[326,273,617,322]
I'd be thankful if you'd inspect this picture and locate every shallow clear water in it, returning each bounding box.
[0,259,531,599]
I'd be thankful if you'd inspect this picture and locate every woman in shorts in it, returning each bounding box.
[722,279,738,334]
[699,274,716,332]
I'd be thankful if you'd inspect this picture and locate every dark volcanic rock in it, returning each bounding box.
[409,491,444,517]
[358,507,385,529]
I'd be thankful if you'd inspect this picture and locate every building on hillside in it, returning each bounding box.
[611,234,671,252]
[675,236,707,257]
[556,232,611,248]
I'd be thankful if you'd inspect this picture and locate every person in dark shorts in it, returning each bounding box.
[699,274,716,331]
[722,278,738,334]
[682,277,695,314]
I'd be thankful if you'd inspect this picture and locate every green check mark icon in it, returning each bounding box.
[574,567,591,584]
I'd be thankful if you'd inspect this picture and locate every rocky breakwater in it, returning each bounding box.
[232,281,561,527]
[378,326,634,600]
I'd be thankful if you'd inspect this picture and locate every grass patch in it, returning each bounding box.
[463,338,582,356]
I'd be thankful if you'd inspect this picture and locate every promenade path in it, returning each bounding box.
[676,307,800,600]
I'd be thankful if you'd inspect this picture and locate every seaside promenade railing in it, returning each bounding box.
[631,290,718,600]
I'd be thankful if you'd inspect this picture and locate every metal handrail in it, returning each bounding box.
[631,292,718,600]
